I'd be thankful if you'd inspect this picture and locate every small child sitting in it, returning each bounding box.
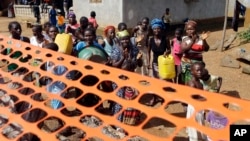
[187,62,205,90]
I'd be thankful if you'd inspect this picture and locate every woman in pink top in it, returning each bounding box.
[88,11,98,29]
[65,13,80,42]
[171,28,183,84]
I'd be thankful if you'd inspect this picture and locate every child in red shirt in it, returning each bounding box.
[88,11,98,29]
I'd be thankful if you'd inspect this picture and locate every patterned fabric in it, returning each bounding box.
[110,45,139,72]
[111,85,140,125]
[200,75,220,93]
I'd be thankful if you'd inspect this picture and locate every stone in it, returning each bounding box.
[223,34,237,49]
[242,66,250,74]
[235,48,250,62]
[209,40,220,51]
[220,55,240,68]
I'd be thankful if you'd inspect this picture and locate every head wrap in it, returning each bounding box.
[104,26,115,36]
[117,30,130,38]
[185,20,197,28]
[68,13,76,18]
[151,18,165,29]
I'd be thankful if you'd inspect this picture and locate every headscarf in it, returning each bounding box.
[151,18,165,29]
[104,26,115,36]
[185,20,197,28]
[68,13,76,19]
[117,30,130,38]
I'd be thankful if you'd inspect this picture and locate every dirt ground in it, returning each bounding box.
[0,17,250,140]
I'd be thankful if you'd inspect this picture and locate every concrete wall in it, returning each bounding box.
[73,0,123,28]
[74,0,225,28]
[123,0,225,27]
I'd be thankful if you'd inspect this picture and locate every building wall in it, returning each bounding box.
[228,0,250,17]
[73,0,123,28]
[123,0,225,27]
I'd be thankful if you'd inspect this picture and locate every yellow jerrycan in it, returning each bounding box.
[158,54,176,79]
[54,33,73,55]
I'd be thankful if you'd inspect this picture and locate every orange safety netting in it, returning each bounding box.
[0,34,249,141]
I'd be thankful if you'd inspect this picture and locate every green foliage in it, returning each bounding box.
[238,27,250,42]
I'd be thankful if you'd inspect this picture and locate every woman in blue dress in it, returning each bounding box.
[49,4,57,26]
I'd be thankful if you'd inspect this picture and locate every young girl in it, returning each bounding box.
[8,21,30,43]
[30,24,49,47]
[88,11,98,29]
[171,28,183,84]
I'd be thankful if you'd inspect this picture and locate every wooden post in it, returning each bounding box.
[221,0,229,52]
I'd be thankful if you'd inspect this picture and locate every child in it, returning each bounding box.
[200,69,222,93]
[186,62,208,141]
[30,24,49,48]
[43,42,59,51]
[187,62,204,90]
[171,28,183,84]
[56,10,65,33]
[115,22,128,44]
[162,8,171,33]
[48,25,59,42]
[43,22,52,42]
[8,21,30,43]
[88,11,98,29]
[133,17,150,76]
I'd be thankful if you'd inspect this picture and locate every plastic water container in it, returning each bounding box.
[54,33,73,55]
[158,54,176,79]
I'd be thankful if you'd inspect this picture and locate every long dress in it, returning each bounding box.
[49,8,57,26]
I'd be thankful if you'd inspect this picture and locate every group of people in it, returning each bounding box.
[7,6,228,141]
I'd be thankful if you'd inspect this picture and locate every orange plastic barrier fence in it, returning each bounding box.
[0,34,249,141]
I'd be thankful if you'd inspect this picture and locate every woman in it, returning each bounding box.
[30,24,49,47]
[110,30,142,72]
[148,18,171,79]
[8,21,30,43]
[49,4,57,26]
[181,20,210,84]
[65,13,80,41]
[103,26,117,56]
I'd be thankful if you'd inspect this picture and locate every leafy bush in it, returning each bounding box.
[238,27,250,42]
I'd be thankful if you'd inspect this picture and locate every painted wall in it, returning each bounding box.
[74,0,225,28]
[123,0,225,27]
[73,0,123,28]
